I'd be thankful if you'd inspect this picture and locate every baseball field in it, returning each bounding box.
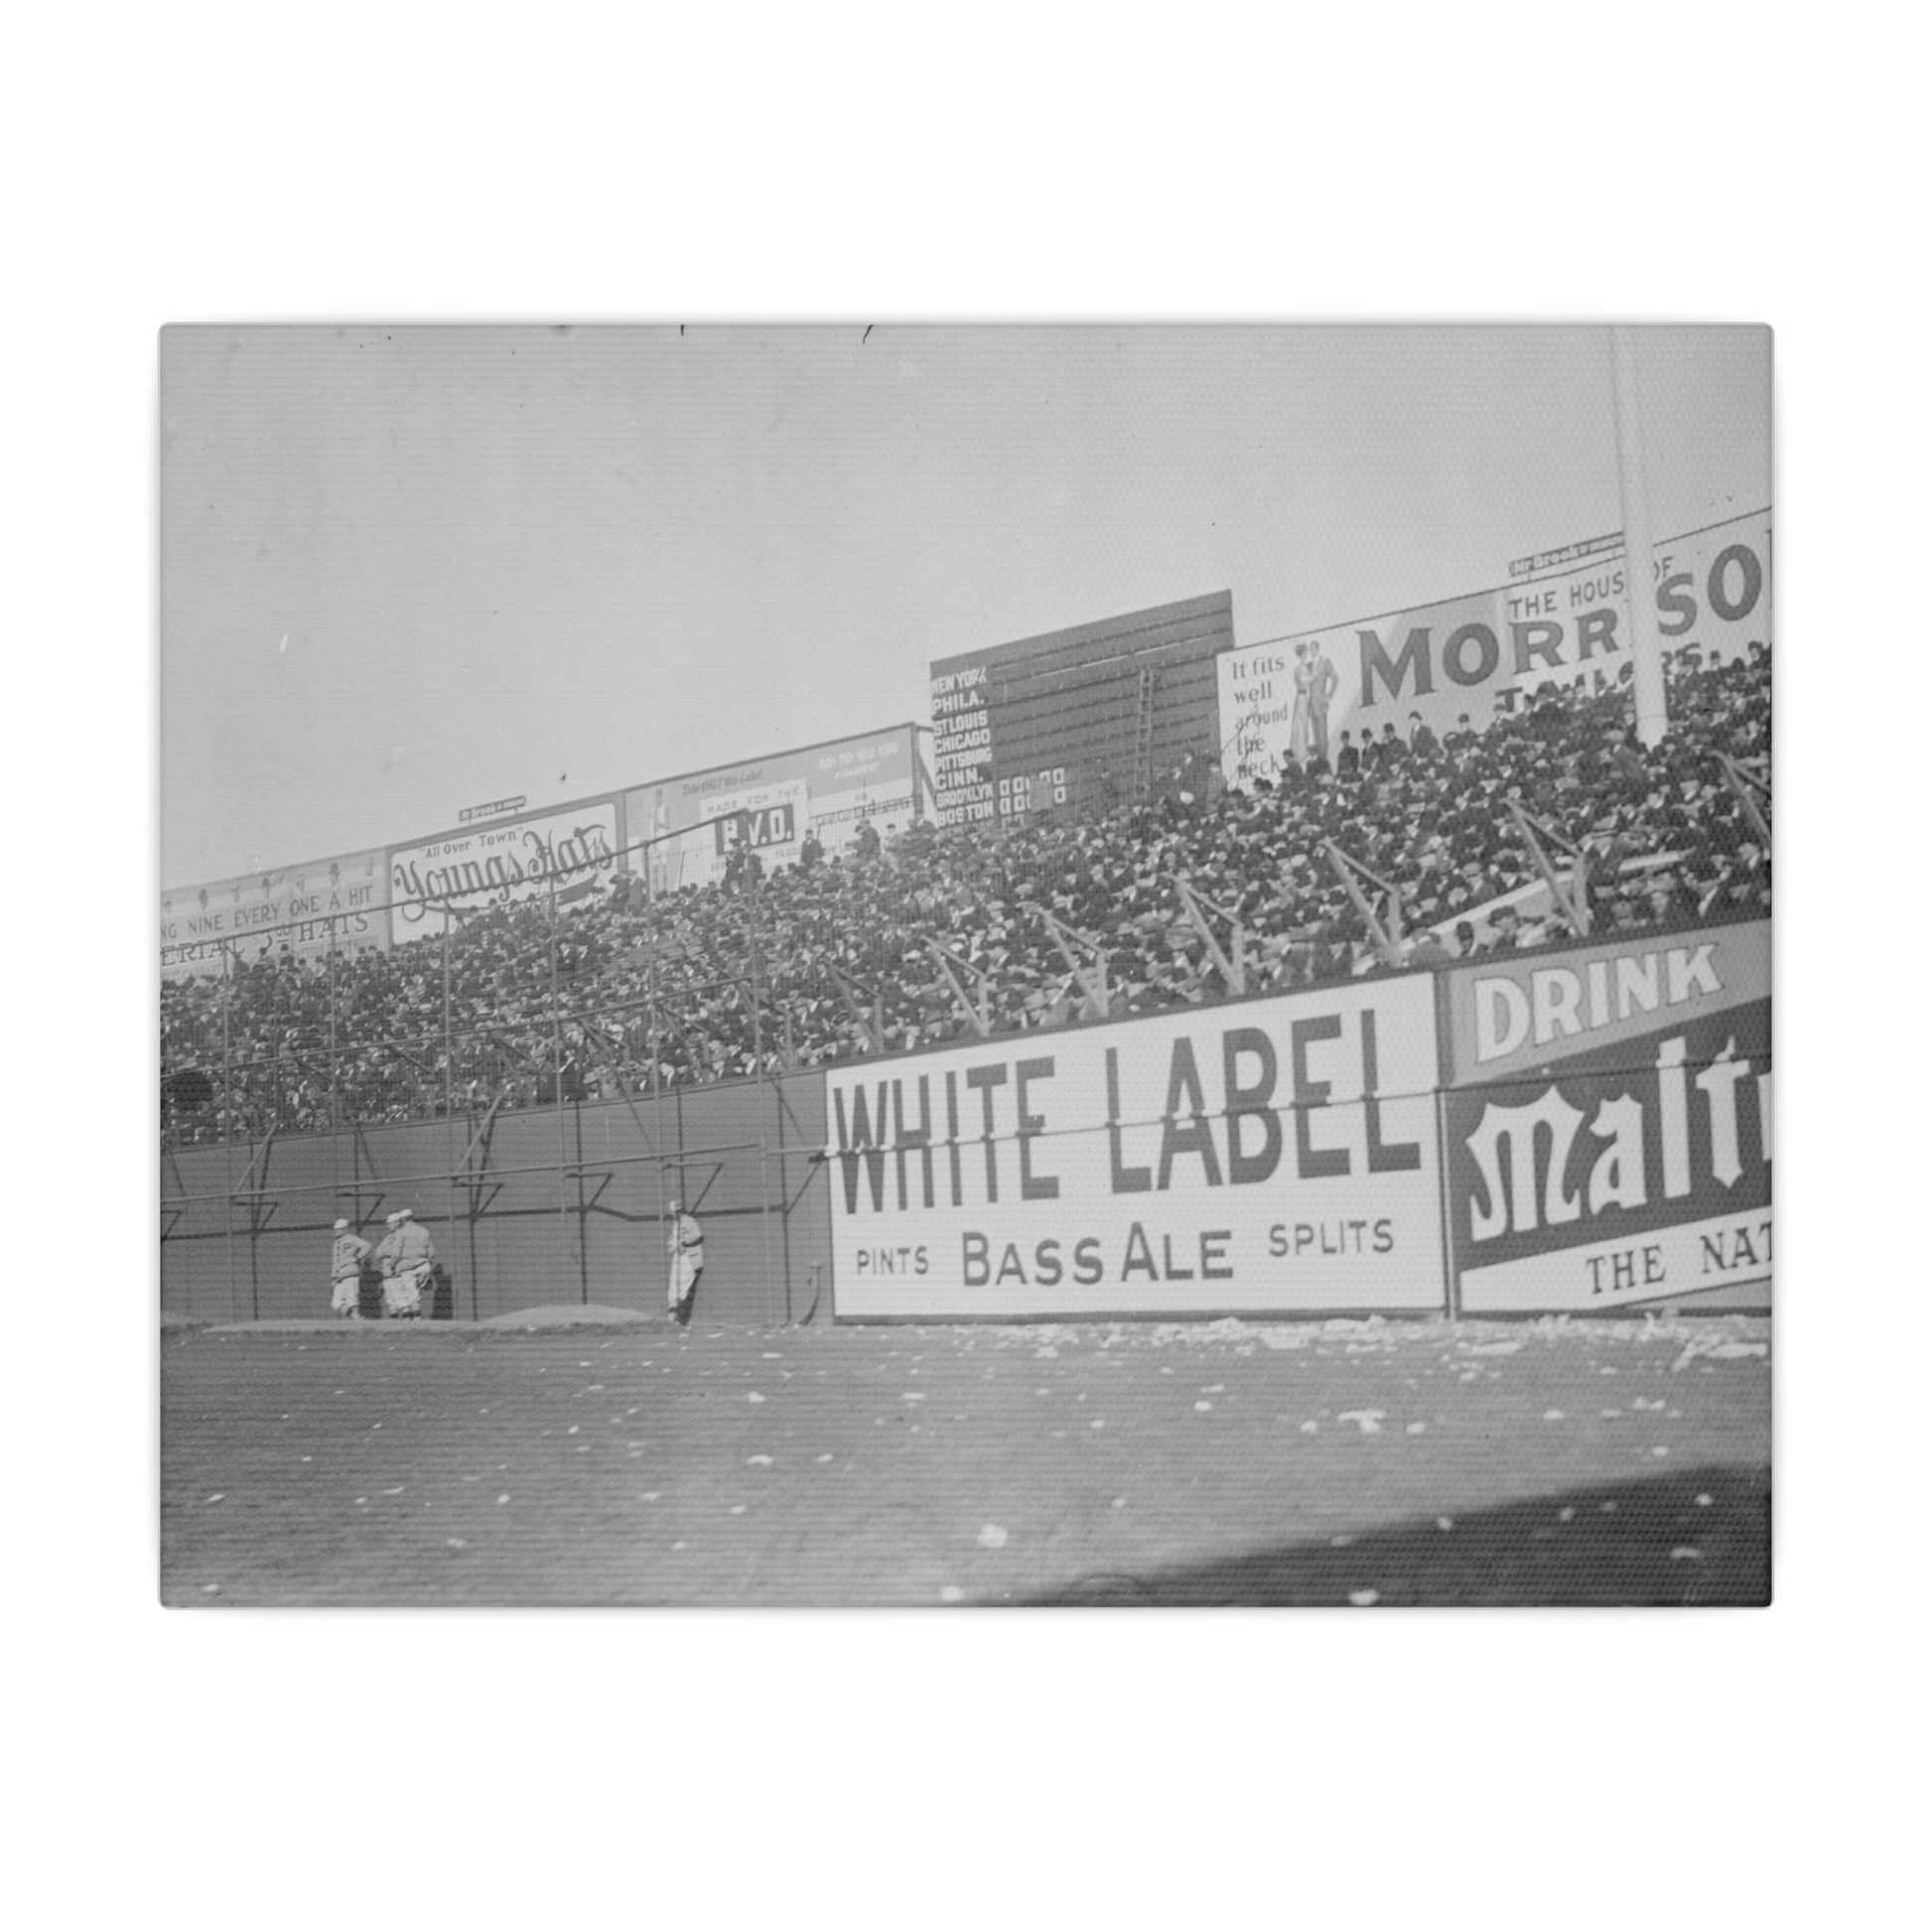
[160,1305,1770,1606]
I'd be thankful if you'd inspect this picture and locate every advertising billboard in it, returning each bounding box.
[387,798,621,943]
[825,975,1447,1319]
[625,726,924,894]
[1219,509,1771,786]
[701,777,807,877]
[160,849,389,981]
[1442,920,1771,1312]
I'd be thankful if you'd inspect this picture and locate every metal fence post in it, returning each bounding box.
[549,873,576,1302]
[219,939,238,1320]
[751,886,776,1324]
[328,915,340,1222]
[444,910,465,1318]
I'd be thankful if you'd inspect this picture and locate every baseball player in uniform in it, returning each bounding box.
[374,1208,437,1318]
[666,1200,704,1326]
[329,1217,372,1318]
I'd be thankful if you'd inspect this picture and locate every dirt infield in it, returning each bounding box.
[161,1312,1770,1606]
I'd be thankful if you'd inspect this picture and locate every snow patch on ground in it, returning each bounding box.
[476,1305,657,1331]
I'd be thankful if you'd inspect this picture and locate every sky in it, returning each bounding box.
[160,324,1769,889]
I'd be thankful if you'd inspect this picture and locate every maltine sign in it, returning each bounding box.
[1441,920,1771,1312]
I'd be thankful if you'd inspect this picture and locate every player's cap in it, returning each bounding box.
[397,1207,413,1220]
[333,1217,349,1231]
[668,1200,681,1214]
[384,1211,402,1225]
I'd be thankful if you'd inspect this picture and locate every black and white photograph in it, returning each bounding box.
[160,323,1772,1606]
[22,8,1932,1925]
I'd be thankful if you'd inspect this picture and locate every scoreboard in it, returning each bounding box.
[929,591,1234,829]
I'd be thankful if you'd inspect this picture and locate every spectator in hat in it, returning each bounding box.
[1335,731,1360,780]
[1406,929,1453,971]
[1643,869,1697,929]
[1305,923,1345,982]
[158,641,1768,1126]
[329,1217,371,1320]
[1484,906,1526,953]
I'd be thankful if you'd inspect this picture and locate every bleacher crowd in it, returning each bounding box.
[162,647,1769,1144]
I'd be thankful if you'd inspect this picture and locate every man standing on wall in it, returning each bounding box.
[329,1217,371,1319]
[666,1199,705,1327]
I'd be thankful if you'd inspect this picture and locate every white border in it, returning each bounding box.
[13,5,1923,1926]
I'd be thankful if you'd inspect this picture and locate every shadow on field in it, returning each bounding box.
[1021,1464,1770,1607]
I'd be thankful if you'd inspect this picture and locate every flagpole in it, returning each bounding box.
[1611,326,1669,749]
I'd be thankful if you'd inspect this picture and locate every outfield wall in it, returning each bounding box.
[162,1076,830,1328]
[161,919,1769,1324]
[822,918,1769,1320]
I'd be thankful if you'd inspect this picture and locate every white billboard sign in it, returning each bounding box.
[695,777,808,887]
[825,977,1447,1318]
[387,800,620,942]
[160,850,388,981]
[1220,508,1771,787]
